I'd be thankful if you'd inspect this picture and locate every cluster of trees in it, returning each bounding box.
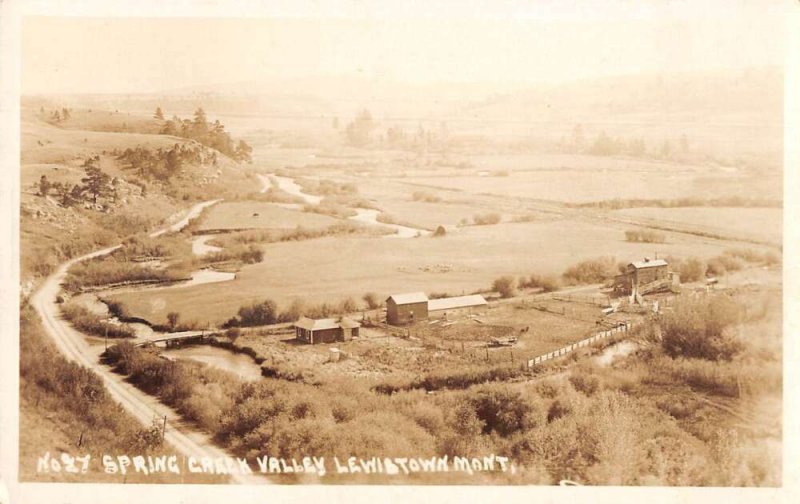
[562,256,621,285]
[490,273,562,298]
[344,109,376,147]
[667,248,780,282]
[659,295,743,361]
[114,143,208,181]
[38,156,118,208]
[560,124,690,160]
[157,107,252,162]
[42,106,72,123]
[342,108,450,152]
[223,296,362,328]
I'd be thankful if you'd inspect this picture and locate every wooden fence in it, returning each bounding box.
[525,320,640,369]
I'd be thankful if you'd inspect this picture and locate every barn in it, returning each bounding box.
[294,317,360,344]
[386,292,429,325]
[428,294,488,319]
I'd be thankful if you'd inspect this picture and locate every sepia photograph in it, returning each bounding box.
[0,0,797,502]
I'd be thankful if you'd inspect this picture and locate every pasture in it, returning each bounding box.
[103,216,757,326]
[194,201,340,232]
[403,163,782,203]
[613,207,783,245]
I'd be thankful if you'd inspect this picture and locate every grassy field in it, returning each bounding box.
[403,163,781,203]
[613,207,783,245]
[21,113,179,165]
[195,201,340,231]
[104,216,758,326]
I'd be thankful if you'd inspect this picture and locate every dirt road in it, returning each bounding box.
[29,201,264,484]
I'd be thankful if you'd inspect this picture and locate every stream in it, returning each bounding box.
[349,208,430,238]
[191,235,222,256]
[593,340,639,366]
[162,345,263,381]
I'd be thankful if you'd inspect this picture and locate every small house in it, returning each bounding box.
[428,294,488,319]
[294,317,360,345]
[386,292,429,325]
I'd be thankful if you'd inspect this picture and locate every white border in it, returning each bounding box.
[1,1,797,503]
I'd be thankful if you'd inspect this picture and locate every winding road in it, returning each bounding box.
[29,201,264,484]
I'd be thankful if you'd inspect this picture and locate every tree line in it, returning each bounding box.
[559,124,690,160]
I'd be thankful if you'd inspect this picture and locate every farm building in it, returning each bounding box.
[428,294,488,319]
[386,292,429,325]
[294,316,360,344]
[614,258,678,296]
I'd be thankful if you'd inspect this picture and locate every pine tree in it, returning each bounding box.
[235,140,253,163]
[154,107,165,120]
[81,164,112,204]
[38,175,51,196]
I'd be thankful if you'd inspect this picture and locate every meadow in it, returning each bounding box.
[195,201,339,232]
[103,217,761,326]
[401,161,781,203]
[612,207,783,245]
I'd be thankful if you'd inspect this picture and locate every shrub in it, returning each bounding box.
[546,399,572,422]
[225,327,241,342]
[115,234,191,260]
[236,299,279,327]
[669,256,706,282]
[412,191,442,203]
[569,371,600,396]
[362,292,380,309]
[492,276,517,298]
[339,297,359,313]
[659,295,744,361]
[166,312,180,330]
[278,298,307,323]
[624,229,666,243]
[467,385,541,437]
[60,302,136,338]
[64,259,190,292]
[433,225,447,237]
[203,244,264,265]
[524,274,561,292]
[562,256,618,285]
[303,199,356,218]
[473,212,502,225]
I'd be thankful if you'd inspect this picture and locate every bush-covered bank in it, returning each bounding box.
[60,301,136,338]
[207,221,393,249]
[63,259,191,293]
[19,304,222,483]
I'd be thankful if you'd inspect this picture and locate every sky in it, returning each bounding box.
[20,0,787,95]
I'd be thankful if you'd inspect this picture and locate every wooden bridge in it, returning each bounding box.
[135,330,216,348]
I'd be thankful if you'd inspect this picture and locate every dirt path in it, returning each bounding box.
[29,201,265,484]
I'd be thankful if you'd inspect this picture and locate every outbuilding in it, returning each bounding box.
[294,317,360,344]
[428,294,488,319]
[386,292,429,325]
